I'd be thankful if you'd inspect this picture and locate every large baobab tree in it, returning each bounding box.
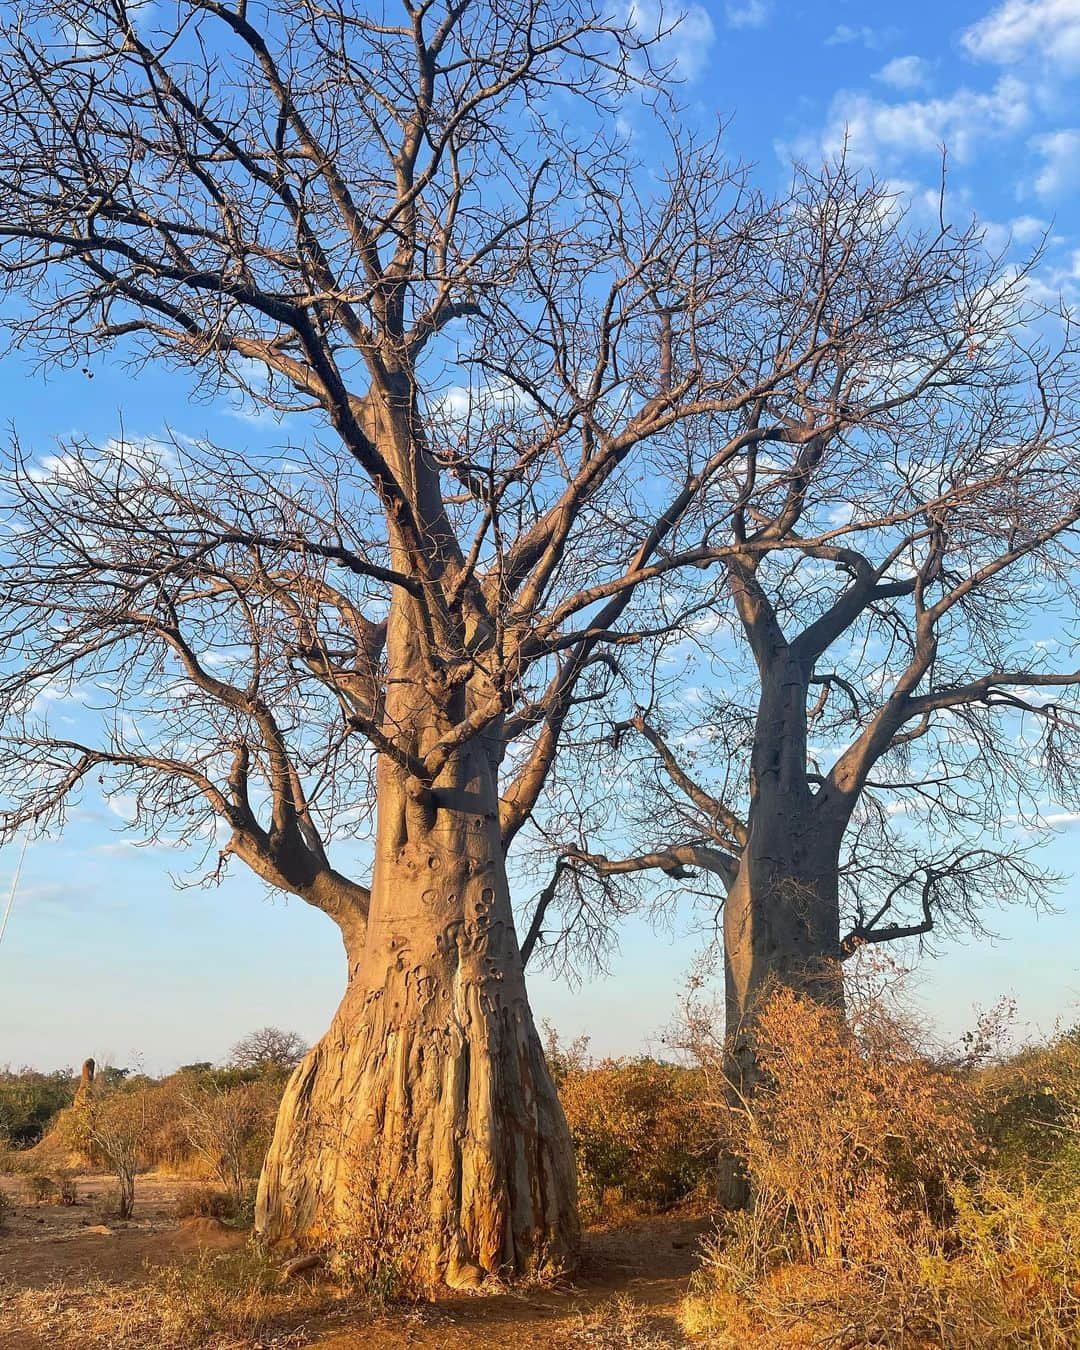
[0,0,819,1283]
[555,178,1080,1092]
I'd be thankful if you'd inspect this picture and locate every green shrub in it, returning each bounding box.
[978,1027,1080,1201]
[0,1067,74,1147]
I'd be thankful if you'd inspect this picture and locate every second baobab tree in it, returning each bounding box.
[561,170,1080,1092]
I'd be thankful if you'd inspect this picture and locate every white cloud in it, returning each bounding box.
[1043,810,1080,827]
[964,0,1080,73]
[875,55,933,91]
[809,76,1030,168]
[725,0,769,29]
[981,213,1050,253]
[1013,806,1080,830]
[1030,127,1080,196]
[825,24,898,50]
[627,1,716,80]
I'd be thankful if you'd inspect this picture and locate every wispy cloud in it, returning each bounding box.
[825,24,899,50]
[725,0,770,30]
[1030,127,1080,197]
[875,55,933,91]
[627,1,716,80]
[963,0,1080,73]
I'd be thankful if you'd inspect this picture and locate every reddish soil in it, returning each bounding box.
[0,1173,245,1290]
[310,1216,705,1347]
[0,1172,706,1348]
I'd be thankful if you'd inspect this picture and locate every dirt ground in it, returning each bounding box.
[0,1173,708,1348]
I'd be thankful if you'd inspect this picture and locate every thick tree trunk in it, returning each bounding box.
[256,751,579,1288]
[722,820,844,1094]
[257,393,578,1284]
[722,643,847,1093]
[715,814,844,1209]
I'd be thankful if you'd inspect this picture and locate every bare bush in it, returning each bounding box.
[181,1081,278,1206]
[86,1089,156,1220]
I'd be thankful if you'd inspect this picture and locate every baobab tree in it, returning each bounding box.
[0,0,820,1282]
[552,179,1080,1091]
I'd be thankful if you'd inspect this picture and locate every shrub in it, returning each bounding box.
[0,1067,75,1148]
[173,1184,236,1221]
[978,1027,1080,1201]
[180,1079,279,1203]
[24,1172,57,1204]
[55,1170,78,1205]
[550,1031,716,1222]
[738,988,975,1266]
[86,1087,158,1219]
[325,1138,436,1304]
[680,988,1080,1348]
[0,1187,10,1228]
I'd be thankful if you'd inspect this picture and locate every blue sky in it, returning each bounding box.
[2,0,1080,1072]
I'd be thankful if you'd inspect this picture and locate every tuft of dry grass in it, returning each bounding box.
[571,1294,686,1349]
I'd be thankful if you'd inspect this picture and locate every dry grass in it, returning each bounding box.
[2,1244,338,1349]
[571,1294,686,1348]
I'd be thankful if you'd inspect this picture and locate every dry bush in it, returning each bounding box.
[325,1137,437,1305]
[173,1183,236,1221]
[180,1079,279,1204]
[23,1172,56,1204]
[86,1087,158,1219]
[54,1169,78,1205]
[550,1031,715,1222]
[737,988,975,1266]
[685,1178,1080,1348]
[680,987,1080,1348]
